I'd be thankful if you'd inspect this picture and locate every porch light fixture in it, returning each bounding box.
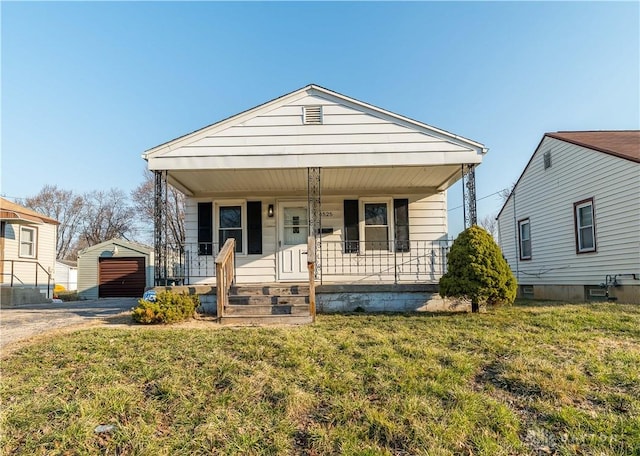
[268,204,274,218]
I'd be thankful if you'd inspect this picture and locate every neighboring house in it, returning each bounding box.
[77,239,154,300]
[0,197,58,304]
[497,131,640,304]
[143,85,486,317]
[55,260,78,291]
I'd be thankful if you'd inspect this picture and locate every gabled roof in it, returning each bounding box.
[496,130,640,219]
[77,238,153,257]
[546,131,640,163]
[0,197,59,225]
[143,83,486,158]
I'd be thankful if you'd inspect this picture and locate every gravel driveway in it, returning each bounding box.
[1,298,136,351]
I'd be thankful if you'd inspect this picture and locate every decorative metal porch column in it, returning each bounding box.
[154,170,169,285]
[462,164,477,228]
[307,167,321,279]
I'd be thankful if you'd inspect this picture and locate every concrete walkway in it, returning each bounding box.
[1,298,137,351]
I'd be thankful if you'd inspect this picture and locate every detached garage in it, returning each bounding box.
[77,239,154,300]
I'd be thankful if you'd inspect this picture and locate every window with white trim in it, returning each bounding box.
[361,199,391,251]
[20,226,36,258]
[217,203,245,254]
[574,198,596,253]
[518,219,531,260]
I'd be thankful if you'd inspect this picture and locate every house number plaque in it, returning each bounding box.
[321,211,333,217]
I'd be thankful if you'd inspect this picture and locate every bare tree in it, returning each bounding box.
[499,182,517,203]
[131,170,185,250]
[80,189,136,246]
[478,213,498,239]
[21,185,86,260]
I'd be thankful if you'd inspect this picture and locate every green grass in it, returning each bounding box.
[2,302,639,455]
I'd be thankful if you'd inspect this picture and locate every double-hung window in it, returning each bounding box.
[344,198,409,253]
[518,219,531,260]
[20,226,36,258]
[363,201,390,251]
[218,204,244,254]
[574,198,596,253]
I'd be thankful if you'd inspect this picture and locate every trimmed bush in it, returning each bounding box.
[439,225,517,312]
[132,291,200,324]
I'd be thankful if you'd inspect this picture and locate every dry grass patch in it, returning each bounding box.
[1,302,639,455]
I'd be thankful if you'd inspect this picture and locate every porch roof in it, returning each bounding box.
[166,165,465,197]
[144,84,486,196]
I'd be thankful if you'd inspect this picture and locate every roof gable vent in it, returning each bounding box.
[543,151,552,170]
[303,105,323,125]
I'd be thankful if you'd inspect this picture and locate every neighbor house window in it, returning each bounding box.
[543,151,552,170]
[574,198,596,253]
[518,219,531,260]
[218,204,244,253]
[362,201,390,251]
[19,226,36,258]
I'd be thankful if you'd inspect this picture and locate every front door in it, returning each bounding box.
[278,202,309,281]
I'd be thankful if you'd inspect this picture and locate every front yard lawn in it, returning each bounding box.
[1,302,639,455]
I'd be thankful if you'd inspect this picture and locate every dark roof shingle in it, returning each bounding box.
[546,130,640,163]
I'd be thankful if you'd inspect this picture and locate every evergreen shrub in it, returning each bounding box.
[132,291,200,324]
[439,225,517,312]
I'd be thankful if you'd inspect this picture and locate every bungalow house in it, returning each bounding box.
[0,197,58,305]
[144,84,486,321]
[497,131,640,304]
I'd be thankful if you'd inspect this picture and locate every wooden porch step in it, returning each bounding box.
[229,284,309,296]
[221,283,312,325]
[228,295,309,306]
[219,314,313,326]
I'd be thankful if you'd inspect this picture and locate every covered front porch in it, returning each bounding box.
[151,164,478,288]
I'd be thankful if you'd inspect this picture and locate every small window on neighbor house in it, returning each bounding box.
[574,198,596,253]
[303,105,323,124]
[543,151,552,170]
[518,219,531,260]
[19,226,36,258]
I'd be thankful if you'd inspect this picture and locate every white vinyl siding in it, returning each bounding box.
[1,221,56,294]
[147,92,482,171]
[497,136,640,287]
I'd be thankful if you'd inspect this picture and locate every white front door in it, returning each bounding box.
[278,202,309,281]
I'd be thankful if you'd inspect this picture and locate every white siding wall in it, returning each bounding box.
[155,93,480,170]
[497,137,640,287]
[184,192,448,284]
[1,221,56,292]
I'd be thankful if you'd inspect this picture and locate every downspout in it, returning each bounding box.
[512,190,519,283]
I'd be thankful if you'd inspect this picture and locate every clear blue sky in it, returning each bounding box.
[2,1,638,236]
